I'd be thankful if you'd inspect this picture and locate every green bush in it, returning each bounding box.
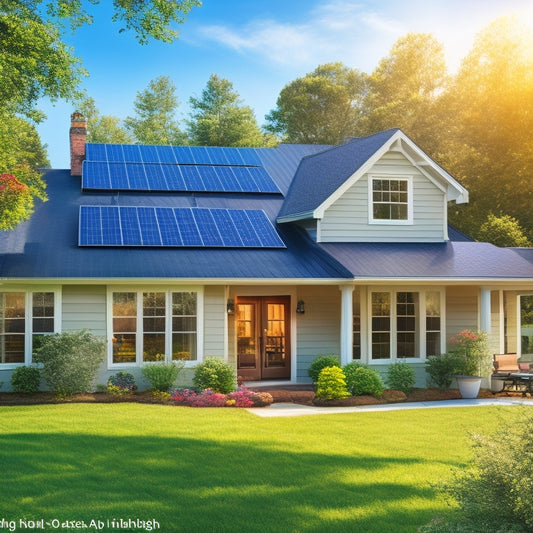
[315,366,350,400]
[193,357,236,394]
[342,361,367,389]
[386,361,416,394]
[421,409,533,532]
[33,330,105,397]
[308,354,341,383]
[107,371,137,395]
[142,362,185,392]
[11,365,41,394]
[425,354,461,391]
[346,366,384,397]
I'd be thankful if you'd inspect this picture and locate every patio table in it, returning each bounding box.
[504,373,533,396]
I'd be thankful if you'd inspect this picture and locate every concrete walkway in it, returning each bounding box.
[247,397,533,417]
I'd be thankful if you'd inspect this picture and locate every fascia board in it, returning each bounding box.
[276,211,315,224]
[313,130,405,219]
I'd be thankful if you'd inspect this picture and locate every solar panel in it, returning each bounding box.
[122,144,143,162]
[79,206,285,248]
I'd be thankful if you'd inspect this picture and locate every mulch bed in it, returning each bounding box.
[0,387,529,407]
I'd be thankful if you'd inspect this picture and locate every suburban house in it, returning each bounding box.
[0,114,532,390]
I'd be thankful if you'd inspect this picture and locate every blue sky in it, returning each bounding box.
[37,0,533,168]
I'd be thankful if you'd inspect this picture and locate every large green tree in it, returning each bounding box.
[124,76,187,145]
[438,17,533,240]
[265,62,367,144]
[357,33,448,154]
[187,74,267,147]
[78,97,133,144]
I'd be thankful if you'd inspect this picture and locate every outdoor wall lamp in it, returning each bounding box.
[296,300,305,314]
[227,299,235,314]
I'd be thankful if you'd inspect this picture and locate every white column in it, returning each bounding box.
[340,285,354,365]
[480,287,492,333]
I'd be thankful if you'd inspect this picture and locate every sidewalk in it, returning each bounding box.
[247,397,533,417]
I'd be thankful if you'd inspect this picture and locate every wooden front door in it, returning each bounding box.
[236,296,291,380]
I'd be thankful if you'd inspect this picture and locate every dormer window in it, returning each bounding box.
[370,176,413,224]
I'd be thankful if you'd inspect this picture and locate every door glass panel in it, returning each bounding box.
[237,303,256,369]
[265,303,286,368]
[521,295,533,359]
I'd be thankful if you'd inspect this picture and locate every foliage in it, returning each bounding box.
[477,214,531,247]
[386,361,416,394]
[77,97,132,144]
[448,330,492,377]
[33,330,105,397]
[192,357,236,394]
[421,409,533,532]
[345,366,385,397]
[150,390,172,402]
[11,366,41,394]
[107,372,137,396]
[315,366,350,400]
[426,354,462,391]
[124,76,187,145]
[188,74,267,147]
[141,361,185,392]
[265,62,367,144]
[171,387,273,408]
[308,354,341,384]
[342,361,368,388]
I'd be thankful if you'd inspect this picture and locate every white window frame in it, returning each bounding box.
[366,287,445,363]
[107,286,204,368]
[0,287,61,369]
[368,175,413,225]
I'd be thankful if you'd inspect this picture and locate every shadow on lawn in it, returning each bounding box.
[0,431,442,533]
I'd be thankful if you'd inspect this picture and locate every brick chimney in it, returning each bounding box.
[70,112,87,176]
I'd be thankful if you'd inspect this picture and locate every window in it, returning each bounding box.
[369,289,443,361]
[110,289,200,365]
[370,177,412,223]
[0,290,57,365]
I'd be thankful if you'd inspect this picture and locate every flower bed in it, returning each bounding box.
[171,387,274,407]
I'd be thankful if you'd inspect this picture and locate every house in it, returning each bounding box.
[0,113,532,390]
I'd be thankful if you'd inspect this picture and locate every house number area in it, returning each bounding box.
[0,518,161,532]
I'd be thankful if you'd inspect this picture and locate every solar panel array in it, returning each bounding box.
[78,206,286,248]
[82,143,280,194]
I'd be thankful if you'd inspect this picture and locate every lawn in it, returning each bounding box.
[0,404,523,533]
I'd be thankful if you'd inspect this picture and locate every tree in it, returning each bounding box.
[125,76,187,145]
[439,17,533,241]
[477,214,531,247]
[77,97,132,144]
[358,33,448,154]
[0,1,201,118]
[265,62,367,144]
[187,74,267,147]
[0,111,48,230]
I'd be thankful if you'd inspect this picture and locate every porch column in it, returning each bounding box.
[340,285,354,366]
[480,287,492,334]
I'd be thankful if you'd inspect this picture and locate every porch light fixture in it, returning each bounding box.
[296,300,305,314]
[227,299,235,314]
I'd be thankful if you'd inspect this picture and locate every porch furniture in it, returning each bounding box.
[506,373,533,396]
[491,354,532,395]
[492,353,519,374]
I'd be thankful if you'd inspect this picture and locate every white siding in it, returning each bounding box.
[203,286,226,358]
[62,285,106,336]
[445,286,478,346]
[320,151,446,242]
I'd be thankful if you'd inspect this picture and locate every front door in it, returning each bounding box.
[236,296,291,380]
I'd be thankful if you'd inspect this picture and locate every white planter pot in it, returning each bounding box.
[456,375,482,399]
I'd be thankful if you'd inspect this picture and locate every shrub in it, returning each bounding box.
[386,361,416,394]
[107,372,137,396]
[315,366,350,400]
[448,330,492,376]
[171,388,198,405]
[346,366,384,397]
[421,409,533,532]
[142,361,185,392]
[33,330,105,397]
[193,357,236,394]
[189,389,228,407]
[342,361,367,388]
[308,354,341,384]
[11,365,41,394]
[171,387,273,408]
[425,354,461,391]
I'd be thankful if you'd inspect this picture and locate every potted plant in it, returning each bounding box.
[449,330,492,398]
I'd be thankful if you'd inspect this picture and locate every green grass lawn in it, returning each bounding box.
[0,404,523,533]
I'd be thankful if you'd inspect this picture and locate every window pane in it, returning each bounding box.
[172,332,197,361]
[113,293,136,316]
[113,333,136,363]
[397,292,419,358]
[372,178,409,221]
[1,293,25,364]
[113,292,137,363]
[172,292,197,361]
[143,293,165,361]
[33,318,54,333]
[426,292,441,356]
[33,292,54,318]
[143,334,166,361]
[372,292,390,359]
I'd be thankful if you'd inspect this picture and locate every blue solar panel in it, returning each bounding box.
[108,163,129,189]
[173,146,194,164]
[106,144,124,162]
[222,147,245,165]
[215,166,242,192]
[127,164,149,190]
[247,166,279,193]
[123,145,142,162]
[85,144,107,161]
[144,164,168,190]
[238,148,262,166]
[156,146,177,164]
[205,147,229,165]
[161,164,185,190]
[196,166,222,191]
[180,166,205,191]
[189,146,211,164]
[139,145,159,163]
[232,167,259,192]
[79,207,285,248]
